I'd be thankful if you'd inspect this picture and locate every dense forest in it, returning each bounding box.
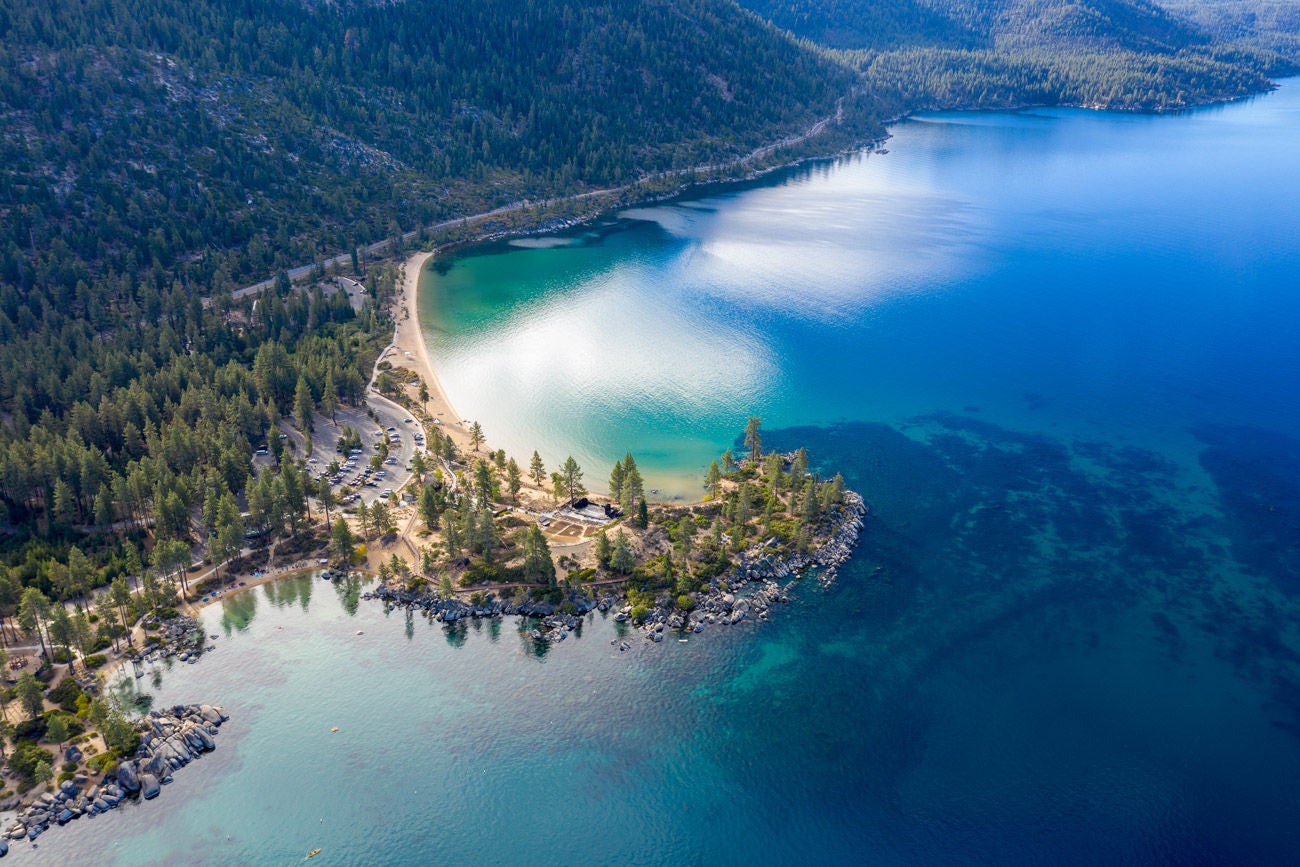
[1,0,865,295]
[739,0,1294,109]
[1159,0,1300,69]
[0,0,1297,620]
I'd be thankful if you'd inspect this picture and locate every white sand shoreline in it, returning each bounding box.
[391,250,473,452]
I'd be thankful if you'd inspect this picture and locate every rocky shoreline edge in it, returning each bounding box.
[3,704,228,852]
[359,491,867,649]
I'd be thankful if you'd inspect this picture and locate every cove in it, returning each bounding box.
[419,82,1300,501]
[15,83,1300,864]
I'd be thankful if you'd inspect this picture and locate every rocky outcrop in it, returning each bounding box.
[358,581,609,646]
[360,490,867,653]
[615,490,868,645]
[131,616,216,669]
[5,704,228,848]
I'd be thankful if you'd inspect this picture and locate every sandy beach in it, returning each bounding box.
[390,250,475,453]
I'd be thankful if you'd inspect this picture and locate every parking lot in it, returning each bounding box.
[278,392,428,507]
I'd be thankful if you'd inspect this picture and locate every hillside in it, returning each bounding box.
[1157,0,1300,69]
[736,0,1281,109]
[0,0,868,295]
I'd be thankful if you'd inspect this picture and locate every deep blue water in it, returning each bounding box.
[17,83,1300,864]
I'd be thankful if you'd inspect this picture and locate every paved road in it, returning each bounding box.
[227,99,850,304]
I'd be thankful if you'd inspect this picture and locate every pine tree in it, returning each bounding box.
[706,460,722,499]
[477,510,499,561]
[529,450,546,487]
[619,453,643,515]
[610,530,635,574]
[561,456,586,504]
[294,375,315,433]
[764,452,784,495]
[791,447,809,481]
[522,526,556,587]
[506,459,522,502]
[609,460,626,504]
[801,478,820,523]
[321,370,340,421]
[474,460,494,505]
[744,416,762,463]
[420,484,440,530]
[594,529,612,568]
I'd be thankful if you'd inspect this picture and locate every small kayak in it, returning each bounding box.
[308,849,322,858]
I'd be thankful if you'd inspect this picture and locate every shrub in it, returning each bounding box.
[630,605,649,623]
[62,762,77,773]
[676,594,695,611]
[57,772,75,783]
[13,718,46,742]
[8,741,51,780]
[48,678,85,713]
[84,654,108,670]
[87,752,119,773]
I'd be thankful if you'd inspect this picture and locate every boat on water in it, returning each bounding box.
[307,849,321,858]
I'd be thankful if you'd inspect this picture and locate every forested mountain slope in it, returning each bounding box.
[1,0,865,295]
[736,0,1285,109]
[1157,0,1300,68]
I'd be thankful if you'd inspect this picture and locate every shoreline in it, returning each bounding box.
[363,491,867,647]
[391,250,472,453]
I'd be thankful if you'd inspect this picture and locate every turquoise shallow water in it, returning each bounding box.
[419,84,1300,501]
[17,83,1300,863]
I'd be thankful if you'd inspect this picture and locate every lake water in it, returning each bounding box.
[19,83,1300,864]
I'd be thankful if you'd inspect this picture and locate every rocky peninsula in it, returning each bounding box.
[355,427,868,651]
[3,704,228,851]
